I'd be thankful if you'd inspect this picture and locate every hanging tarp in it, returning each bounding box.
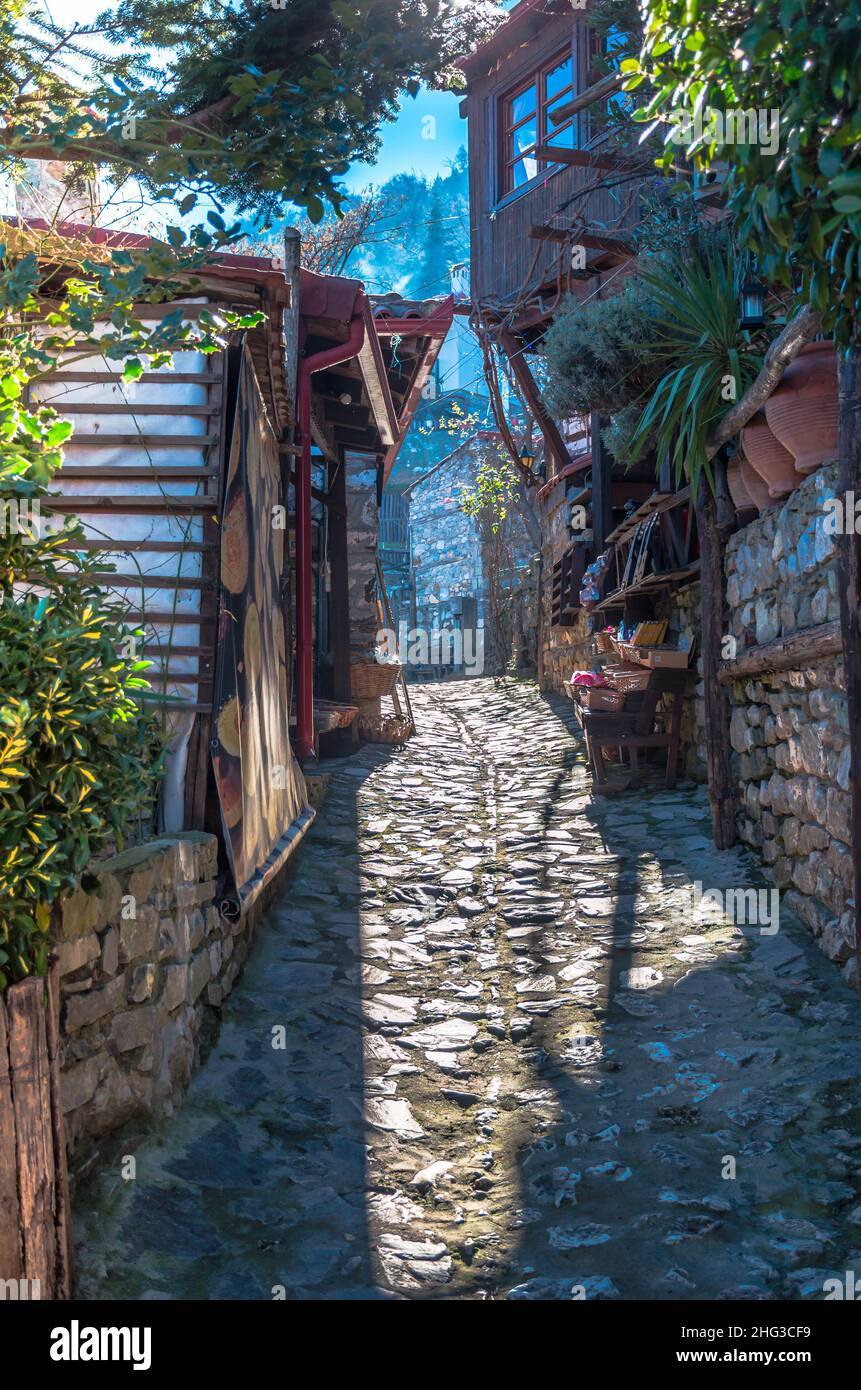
[212,345,311,904]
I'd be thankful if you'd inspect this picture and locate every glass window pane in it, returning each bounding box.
[510,119,537,157]
[546,92,574,130]
[545,56,572,101]
[511,154,538,188]
[510,83,537,125]
[546,120,574,150]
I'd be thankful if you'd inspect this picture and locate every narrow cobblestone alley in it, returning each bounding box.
[75,680,861,1301]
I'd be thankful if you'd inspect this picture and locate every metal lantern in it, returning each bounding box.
[519,443,536,473]
[740,272,766,330]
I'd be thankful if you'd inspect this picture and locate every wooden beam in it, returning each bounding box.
[530,225,635,257]
[323,399,371,428]
[697,469,736,848]
[545,71,626,127]
[500,331,570,475]
[718,620,842,684]
[836,346,861,990]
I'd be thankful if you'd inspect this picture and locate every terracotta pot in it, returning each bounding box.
[738,452,772,512]
[741,411,798,499]
[726,455,756,511]
[764,339,839,476]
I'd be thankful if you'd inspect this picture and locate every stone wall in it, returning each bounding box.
[410,434,534,675]
[659,580,706,782]
[346,454,381,661]
[723,462,854,982]
[56,832,256,1170]
[538,476,591,693]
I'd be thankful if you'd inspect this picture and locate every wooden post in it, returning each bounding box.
[282,227,302,709]
[328,451,351,704]
[282,227,302,429]
[46,961,73,1298]
[697,468,737,848]
[590,411,612,554]
[500,331,570,474]
[0,973,72,1297]
[836,345,861,988]
[0,989,22,1284]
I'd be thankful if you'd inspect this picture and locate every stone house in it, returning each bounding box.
[406,432,536,677]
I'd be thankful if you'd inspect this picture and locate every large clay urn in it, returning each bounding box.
[764,339,839,476]
[741,411,798,499]
[734,451,772,512]
[727,454,757,512]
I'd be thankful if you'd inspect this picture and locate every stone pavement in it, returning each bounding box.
[73,679,861,1300]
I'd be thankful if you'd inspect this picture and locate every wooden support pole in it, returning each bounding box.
[697,469,737,848]
[328,453,351,704]
[836,346,861,988]
[281,226,302,712]
[590,412,612,554]
[500,331,570,475]
[718,619,842,684]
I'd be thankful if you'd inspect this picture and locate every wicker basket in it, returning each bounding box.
[358,713,413,744]
[350,660,403,699]
[609,665,651,693]
[593,631,614,654]
[580,686,627,712]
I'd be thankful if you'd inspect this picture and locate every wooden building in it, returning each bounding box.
[459,0,698,689]
[28,221,449,914]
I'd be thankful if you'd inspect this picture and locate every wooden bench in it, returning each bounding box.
[580,667,689,790]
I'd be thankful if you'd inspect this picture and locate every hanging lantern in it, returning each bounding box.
[740,272,766,330]
[519,442,535,473]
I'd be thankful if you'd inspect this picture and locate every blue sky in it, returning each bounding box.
[345,86,467,190]
[47,0,471,193]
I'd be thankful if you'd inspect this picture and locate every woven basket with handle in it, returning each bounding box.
[358,713,413,743]
[350,661,403,699]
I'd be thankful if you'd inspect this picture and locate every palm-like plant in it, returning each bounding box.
[626,244,763,492]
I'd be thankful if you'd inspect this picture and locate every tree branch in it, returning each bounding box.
[706,304,823,459]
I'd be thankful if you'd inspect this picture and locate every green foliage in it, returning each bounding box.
[626,243,763,489]
[0,226,262,986]
[629,0,861,345]
[0,407,164,987]
[459,454,520,536]
[542,276,661,421]
[3,1,503,221]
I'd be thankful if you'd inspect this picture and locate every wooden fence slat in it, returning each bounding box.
[7,978,56,1297]
[0,996,23,1282]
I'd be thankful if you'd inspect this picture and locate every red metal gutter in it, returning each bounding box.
[295,300,366,764]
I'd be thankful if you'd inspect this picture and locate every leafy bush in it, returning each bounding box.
[542,275,661,421]
[625,243,764,488]
[0,398,163,988]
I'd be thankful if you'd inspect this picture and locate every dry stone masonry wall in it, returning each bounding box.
[723,463,853,982]
[56,832,252,1169]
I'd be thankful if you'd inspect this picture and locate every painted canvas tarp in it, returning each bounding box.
[212,346,311,902]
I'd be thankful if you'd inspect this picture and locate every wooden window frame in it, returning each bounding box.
[499,45,577,198]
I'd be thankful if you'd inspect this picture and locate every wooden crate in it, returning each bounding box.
[639,644,692,669]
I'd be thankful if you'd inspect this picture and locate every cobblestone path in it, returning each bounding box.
[75,679,861,1300]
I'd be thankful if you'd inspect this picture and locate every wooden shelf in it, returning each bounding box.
[594,560,701,612]
[605,486,691,546]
